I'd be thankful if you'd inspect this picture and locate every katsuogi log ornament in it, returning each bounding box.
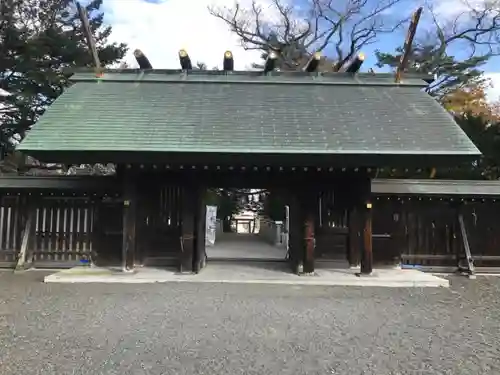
[133,49,153,69]
[223,51,234,71]
[263,51,278,73]
[179,49,193,70]
[303,52,321,73]
[344,53,365,74]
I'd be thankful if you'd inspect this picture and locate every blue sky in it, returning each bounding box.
[100,0,500,98]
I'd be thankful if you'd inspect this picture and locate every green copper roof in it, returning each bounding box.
[18,70,480,158]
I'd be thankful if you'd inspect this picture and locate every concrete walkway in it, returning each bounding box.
[206,233,287,260]
[44,262,449,288]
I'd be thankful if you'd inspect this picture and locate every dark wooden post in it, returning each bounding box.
[360,201,373,274]
[15,195,35,272]
[352,172,373,275]
[348,206,361,267]
[302,190,318,274]
[180,185,196,273]
[288,189,303,274]
[122,172,137,271]
[304,212,315,274]
[193,188,207,273]
[288,186,318,275]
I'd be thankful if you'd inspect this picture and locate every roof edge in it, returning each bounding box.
[374,178,500,187]
[66,69,433,87]
[372,178,500,197]
[17,144,482,156]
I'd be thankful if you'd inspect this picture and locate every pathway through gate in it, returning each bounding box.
[207,233,287,261]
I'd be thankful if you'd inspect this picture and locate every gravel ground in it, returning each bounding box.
[0,271,499,375]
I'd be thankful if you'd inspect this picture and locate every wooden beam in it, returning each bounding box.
[360,201,373,274]
[122,176,137,271]
[15,212,34,272]
[395,7,423,83]
[76,1,102,74]
[457,211,475,278]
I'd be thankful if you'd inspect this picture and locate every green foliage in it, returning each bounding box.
[0,0,127,152]
[205,188,257,219]
[375,46,489,99]
[375,2,500,98]
[205,188,235,219]
[262,192,286,221]
[452,114,500,180]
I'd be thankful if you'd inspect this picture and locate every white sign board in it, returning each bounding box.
[205,205,218,246]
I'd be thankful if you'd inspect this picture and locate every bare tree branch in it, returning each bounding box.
[424,0,500,61]
[209,0,406,71]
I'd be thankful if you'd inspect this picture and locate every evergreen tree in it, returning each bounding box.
[375,2,500,99]
[0,0,127,153]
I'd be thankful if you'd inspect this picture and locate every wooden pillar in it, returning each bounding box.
[193,188,207,273]
[288,190,302,274]
[15,196,35,272]
[360,201,373,274]
[303,211,315,274]
[347,206,361,267]
[180,185,196,273]
[288,187,318,274]
[122,173,137,271]
[303,191,317,274]
[350,172,372,275]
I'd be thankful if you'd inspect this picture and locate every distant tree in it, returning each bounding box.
[196,62,207,70]
[195,61,219,70]
[0,0,127,154]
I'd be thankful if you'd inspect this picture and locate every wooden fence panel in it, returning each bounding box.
[391,200,457,267]
[372,198,500,268]
[457,203,500,267]
[0,196,22,266]
[32,198,95,265]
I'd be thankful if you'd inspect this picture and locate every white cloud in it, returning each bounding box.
[101,0,269,70]
[427,0,494,18]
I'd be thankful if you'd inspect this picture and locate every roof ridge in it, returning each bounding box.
[68,68,433,80]
[69,69,431,87]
